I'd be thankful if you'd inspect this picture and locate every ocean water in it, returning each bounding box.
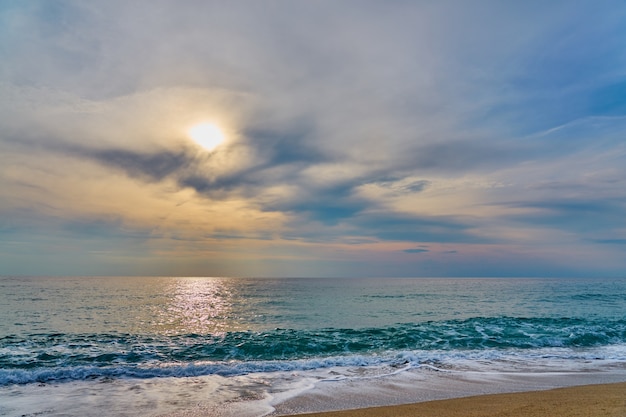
[1,276,626,416]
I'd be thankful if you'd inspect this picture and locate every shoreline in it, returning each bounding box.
[268,369,626,417]
[279,382,626,417]
[3,369,626,417]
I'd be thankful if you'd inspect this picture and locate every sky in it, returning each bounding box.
[1,1,626,278]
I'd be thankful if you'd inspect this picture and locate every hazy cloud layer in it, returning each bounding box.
[2,1,626,276]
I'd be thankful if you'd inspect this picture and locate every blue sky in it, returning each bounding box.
[1,1,626,277]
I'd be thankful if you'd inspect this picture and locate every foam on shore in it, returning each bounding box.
[268,368,626,416]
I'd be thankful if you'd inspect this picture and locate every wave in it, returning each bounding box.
[2,344,625,386]
[2,317,626,385]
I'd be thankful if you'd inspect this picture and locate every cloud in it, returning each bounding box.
[503,198,626,236]
[350,212,485,244]
[403,248,429,254]
[73,147,190,182]
[1,1,626,276]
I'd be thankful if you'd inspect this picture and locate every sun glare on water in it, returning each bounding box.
[187,122,226,151]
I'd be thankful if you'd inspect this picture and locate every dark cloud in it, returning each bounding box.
[54,122,336,200]
[85,148,189,182]
[372,178,431,193]
[47,137,486,244]
[345,212,486,244]
[272,182,367,225]
[20,136,194,184]
[403,248,429,254]
[244,123,331,168]
[130,135,413,224]
[403,180,430,193]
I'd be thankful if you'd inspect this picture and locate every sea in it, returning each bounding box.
[1,276,626,416]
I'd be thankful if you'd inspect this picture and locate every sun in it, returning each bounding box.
[187,122,226,151]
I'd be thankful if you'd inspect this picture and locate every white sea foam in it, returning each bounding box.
[2,350,626,417]
[2,343,626,386]
[268,367,626,416]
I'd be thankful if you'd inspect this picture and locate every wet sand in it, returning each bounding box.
[283,382,626,417]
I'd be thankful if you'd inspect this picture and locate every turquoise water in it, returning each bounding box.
[1,277,626,415]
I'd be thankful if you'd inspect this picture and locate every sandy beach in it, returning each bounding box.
[284,382,626,417]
